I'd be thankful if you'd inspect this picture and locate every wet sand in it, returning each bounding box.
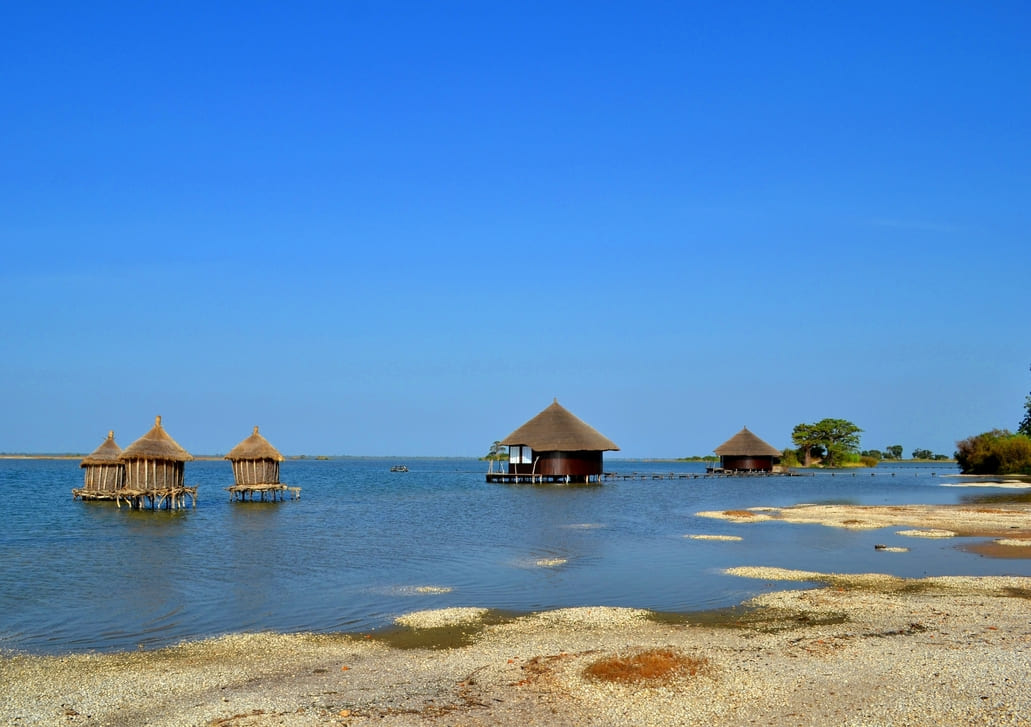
[3,574,1030,726]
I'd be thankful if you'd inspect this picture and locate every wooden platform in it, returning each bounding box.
[226,483,301,502]
[485,473,602,484]
[73,486,198,509]
[72,488,120,502]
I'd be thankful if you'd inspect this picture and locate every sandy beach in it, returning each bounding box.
[4,498,1031,727]
[3,575,1030,726]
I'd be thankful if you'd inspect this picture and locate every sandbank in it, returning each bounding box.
[697,502,1031,538]
[3,575,1031,727]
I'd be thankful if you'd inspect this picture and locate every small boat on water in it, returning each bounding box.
[390,465,409,473]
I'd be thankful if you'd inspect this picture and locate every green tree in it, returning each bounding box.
[485,440,508,460]
[791,418,863,467]
[1019,364,1031,437]
[885,445,903,460]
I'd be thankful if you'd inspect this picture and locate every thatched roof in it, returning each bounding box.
[119,416,193,462]
[225,425,285,462]
[80,431,122,467]
[501,399,619,452]
[714,427,781,457]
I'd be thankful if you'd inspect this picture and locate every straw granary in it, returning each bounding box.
[118,416,195,508]
[225,426,284,485]
[74,431,124,498]
[494,399,619,483]
[713,427,782,472]
[224,426,298,501]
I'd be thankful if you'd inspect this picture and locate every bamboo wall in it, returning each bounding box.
[122,458,185,491]
[231,459,280,485]
[83,463,125,492]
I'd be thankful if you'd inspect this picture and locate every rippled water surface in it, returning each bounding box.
[1,458,1027,654]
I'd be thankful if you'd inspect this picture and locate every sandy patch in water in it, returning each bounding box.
[389,585,453,595]
[526,607,650,628]
[534,558,568,568]
[394,607,489,629]
[685,534,743,542]
[995,538,1031,547]
[698,502,1031,537]
[897,528,956,538]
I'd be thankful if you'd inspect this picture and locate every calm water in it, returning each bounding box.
[1,458,1028,654]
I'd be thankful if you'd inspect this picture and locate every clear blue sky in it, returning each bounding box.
[2,2,1028,458]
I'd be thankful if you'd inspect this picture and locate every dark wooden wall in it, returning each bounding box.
[720,455,776,472]
[510,450,604,477]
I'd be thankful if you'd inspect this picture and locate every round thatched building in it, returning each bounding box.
[118,416,195,508]
[713,426,782,472]
[494,399,619,483]
[75,431,124,497]
[224,426,297,501]
[225,426,285,486]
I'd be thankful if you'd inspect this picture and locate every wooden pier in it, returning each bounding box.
[485,473,604,484]
[226,483,301,502]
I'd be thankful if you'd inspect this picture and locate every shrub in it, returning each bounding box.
[955,430,1031,474]
[780,448,800,468]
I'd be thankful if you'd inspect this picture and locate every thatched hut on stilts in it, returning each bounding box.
[712,427,783,473]
[73,431,125,501]
[224,426,299,501]
[488,399,619,484]
[117,416,196,510]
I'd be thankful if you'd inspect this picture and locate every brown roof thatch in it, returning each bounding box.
[714,427,781,457]
[501,399,619,452]
[119,416,193,462]
[225,426,285,462]
[80,431,122,467]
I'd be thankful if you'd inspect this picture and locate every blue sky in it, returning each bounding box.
[2,2,1028,457]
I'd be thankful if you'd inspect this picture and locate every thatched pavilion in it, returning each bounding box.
[117,416,196,509]
[224,426,299,501]
[73,431,125,501]
[713,427,782,472]
[489,399,619,484]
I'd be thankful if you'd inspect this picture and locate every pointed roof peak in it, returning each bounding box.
[81,430,123,466]
[120,416,192,462]
[226,425,284,462]
[714,427,780,456]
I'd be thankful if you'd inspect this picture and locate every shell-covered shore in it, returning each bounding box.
[3,574,1030,727]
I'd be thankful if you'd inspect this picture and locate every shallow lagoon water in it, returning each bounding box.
[1,458,1028,654]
